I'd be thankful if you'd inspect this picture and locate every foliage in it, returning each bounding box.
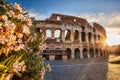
[0,0,51,80]
[22,27,51,80]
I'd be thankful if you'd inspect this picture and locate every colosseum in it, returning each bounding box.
[34,13,108,60]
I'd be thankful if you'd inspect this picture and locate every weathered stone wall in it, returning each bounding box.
[35,13,108,60]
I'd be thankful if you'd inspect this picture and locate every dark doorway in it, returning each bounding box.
[66,48,71,59]
[90,48,94,58]
[55,55,62,60]
[83,48,88,58]
[74,48,80,59]
[95,48,99,57]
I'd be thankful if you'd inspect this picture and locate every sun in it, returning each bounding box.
[107,32,120,46]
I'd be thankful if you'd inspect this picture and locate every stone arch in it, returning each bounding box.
[95,48,99,57]
[66,48,71,59]
[45,29,52,38]
[89,48,94,58]
[82,32,86,42]
[83,48,88,58]
[88,32,92,43]
[98,35,101,41]
[74,48,80,59]
[65,29,71,40]
[74,30,79,41]
[54,29,61,38]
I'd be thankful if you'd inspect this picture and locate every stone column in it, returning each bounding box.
[97,49,100,57]
[92,33,94,43]
[62,30,65,42]
[71,49,74,59]
[85,32,89,43]
[51,30,55,39]
[93,48,96,58]
[96,34,98,44]
[80,48,83,59]
[79,31,82,43]
[87,48,90,58]
[71,30,74,42]
[43,30,46,40]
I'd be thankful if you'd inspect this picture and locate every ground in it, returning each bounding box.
[45,56,120,80]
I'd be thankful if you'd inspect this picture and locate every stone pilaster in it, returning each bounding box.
[51,30,55,39]
[62,30,65,42]
[71,49,74,59]
[92,33,94,43]
[80,48,83,59]
[85,32,89,43]
[71,30,74,42]
[79,31,82,43]
[49,55,55,60]
[87,48,90,58]
[96,34,98,44]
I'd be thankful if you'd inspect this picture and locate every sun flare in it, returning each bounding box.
[107,32,120,46]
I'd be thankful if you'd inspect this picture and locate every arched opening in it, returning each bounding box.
[88,32,92,43]
[98,35,100,41]
[66,48,71,59]
[65,29,71,40]
[95,48,99,57]
[81,26,85,31]
[100,49,103,57]
[54,29,61,40]
[82,32,86,42]
[74,48,80,59]
[35,28,41,33]
[54,29,61,38]
[74,30,79,41]
[89,48,94,58]
[104,50,106,57]
[83,48,88,58]
[45,29,52,39]
[103,50,106,57]
[55,55,62,60]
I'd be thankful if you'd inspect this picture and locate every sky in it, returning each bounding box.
[7,0,120,46]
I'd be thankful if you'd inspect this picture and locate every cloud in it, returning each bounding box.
[27,9,48,20]
[78,12,120,33]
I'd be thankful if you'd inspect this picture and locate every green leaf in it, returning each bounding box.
[15,72,22,78]
[0,64,6,71]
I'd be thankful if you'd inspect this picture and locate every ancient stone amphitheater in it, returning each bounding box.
[35,13,108,60]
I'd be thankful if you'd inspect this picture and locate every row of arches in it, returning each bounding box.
[42,29,102,42]
[66,48,106,59]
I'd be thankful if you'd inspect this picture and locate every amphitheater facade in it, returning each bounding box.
[35,13,108,60]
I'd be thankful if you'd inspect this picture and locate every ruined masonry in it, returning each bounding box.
[34,13,108,60]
